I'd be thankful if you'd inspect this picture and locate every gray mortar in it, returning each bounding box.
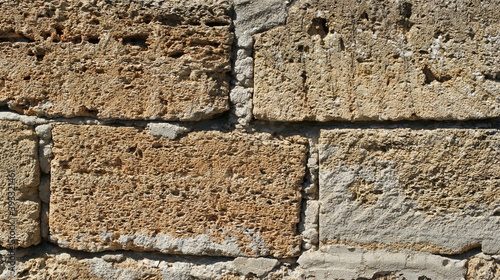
[35,124,53,174]
[230,0,291,129]
[297,135,320,251]
[300,201,319,251]
[303,136,319,199]
[146,123,190,140]
[0,111,48,126]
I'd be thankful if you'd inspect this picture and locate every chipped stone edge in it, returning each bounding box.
[146,122,190,140]
[294,244,468,280]
[50,233,245,258]
[0,112,48,126]
[1,248,284,280]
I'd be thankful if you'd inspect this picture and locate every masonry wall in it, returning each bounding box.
[0,0,499,279]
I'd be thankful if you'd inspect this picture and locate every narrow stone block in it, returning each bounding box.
[0,0,233,120]
[0,252,288,279]
[297,245,467,280]
[319,129,499,254]
[49,125,307,258]
[0,121,40,248]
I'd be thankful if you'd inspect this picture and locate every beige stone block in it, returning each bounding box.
[466,256,500,280]
[296,245,467,280]
[0,121,40,248]
[1,251,289,279]
[49,125,307,257]
[0,0,232,120]
[253,0,500,121]
[319,129,500,254]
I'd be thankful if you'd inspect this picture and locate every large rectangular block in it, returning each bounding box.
[297,245,467,280]
[49,125,307,258]
[254,0,500,121]
[0,0,232,120]
[1,252,281,279]
[0,121,40,248]
[319,129,499,254]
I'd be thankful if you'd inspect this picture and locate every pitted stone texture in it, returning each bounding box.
[1,252,290,280]
[319,129,500,254]
[0,0,232,121]
[0,121,40,248]
[233,0,289,49]
[466,257,500,280]
[254,0,500,121]
[296,245,467,280]
[50,125,307,258]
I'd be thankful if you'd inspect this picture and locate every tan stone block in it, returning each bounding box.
[0,0,232,120]
[254,0,500,121]
[49,125,307,257]
[319,129,500,254]
[1,251,289,279]
[0,121,40,248]
[9,253,101,280]
[466,257,500,280]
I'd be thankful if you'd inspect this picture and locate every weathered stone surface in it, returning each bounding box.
[301,200,319,251]
[233,257,279,277]
[254,0,500,121]
[0,250,291,280]
[233,0,289,49]
[295,245,467,280]
[319,129,500,254]
[467,256,500,280]
[146,122,189,140]
[0,0,232,120]
[0,121,40,248]
[50,125,307,257]
[0,112,47,126]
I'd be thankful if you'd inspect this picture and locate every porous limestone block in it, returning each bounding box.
[319,129,500,254]
[49,124,307,258]
[0,121,40,247]
[296,245,467,280]
[1,252,287,280]
[466,256,500,280]
[0,0,233,121]
[253,0,500,121]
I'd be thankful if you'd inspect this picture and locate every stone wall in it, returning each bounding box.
[0,0,498,279]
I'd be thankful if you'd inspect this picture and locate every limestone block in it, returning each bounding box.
[233,257,279,277]
[466,256,500,280]
[296,245,467,280]
[0,121,40,248]
[319,129,500,254]
[233,0,289,48]
[0,0,233,120]
[254,0,500,121]
[0,251,289,280]
[49,124,307,258]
